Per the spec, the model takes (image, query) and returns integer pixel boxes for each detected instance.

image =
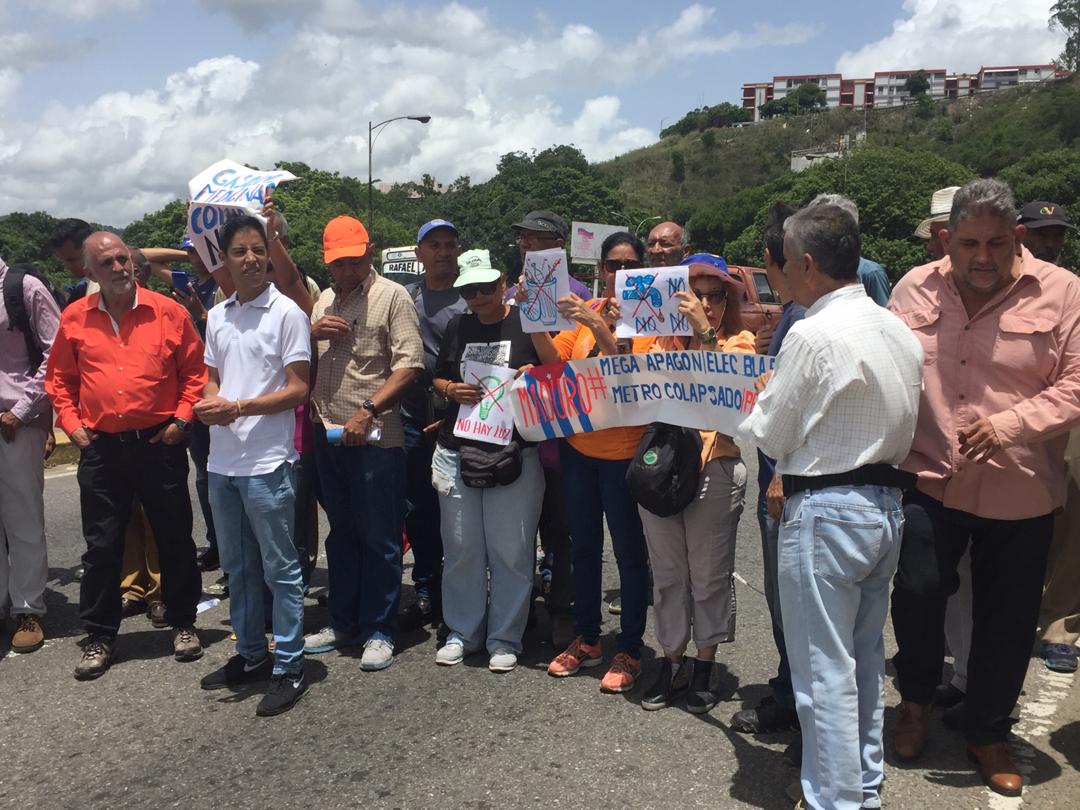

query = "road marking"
[45,464,78,479]
[986,664,1074,809]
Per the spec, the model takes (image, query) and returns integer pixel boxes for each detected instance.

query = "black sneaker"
[686,659,720,714]
[256,670,309,717]
[933,682,965,708]
[641,657,690,711]
[197,546,220,572]
[730,695,800,733]
[399,596,441,631]
[200,654,272,690]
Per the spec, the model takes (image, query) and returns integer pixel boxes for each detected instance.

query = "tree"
[659,103,752,137]
[788,83,827,113]
[1051,0,1080,71]
[904,70,931,97]
[670,150,686,183]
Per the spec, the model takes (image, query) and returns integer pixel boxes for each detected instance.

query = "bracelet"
[444,381,453,399]
[236,400,244,416]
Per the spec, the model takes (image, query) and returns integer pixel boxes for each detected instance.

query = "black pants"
[188,419,217,550]
[539,466,574,613]
[78,434,200,637]
[891,490,1053,744]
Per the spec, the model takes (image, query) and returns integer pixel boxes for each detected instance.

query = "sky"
[0,0,1066,225]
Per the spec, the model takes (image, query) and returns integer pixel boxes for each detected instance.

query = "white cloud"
[0,3,818,224]
[836,0,1066,76]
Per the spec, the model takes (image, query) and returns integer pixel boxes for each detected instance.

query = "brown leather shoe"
[968,742,1022,797]
[172,626,203,662]
[148,601,168,629]
[74,635,115,680]
[11,614,45,653]
[893,700,931,760]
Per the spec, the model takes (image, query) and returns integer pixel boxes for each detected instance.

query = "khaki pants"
[1039,429,1080,646]
[119,499,161,603]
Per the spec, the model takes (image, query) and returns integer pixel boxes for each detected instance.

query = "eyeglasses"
[459,281,499,299]
[601,259,644,272]
[692,289,727,304]
[517,232,562,247]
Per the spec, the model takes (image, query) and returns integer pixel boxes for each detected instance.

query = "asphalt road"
[1,455,1077,809]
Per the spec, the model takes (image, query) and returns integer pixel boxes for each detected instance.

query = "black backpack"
[626,423,703,517]
[4,263,64,374]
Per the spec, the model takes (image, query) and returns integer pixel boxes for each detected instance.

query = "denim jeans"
[559,442,649,657]
[209,463,304,675]
[756,490,795,710]
[404,420,443,603]
[778,485,904,810]
[314,425,406,643]
[432,445,544,653]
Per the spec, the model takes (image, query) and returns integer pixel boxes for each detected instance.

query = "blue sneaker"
[1042,642,1078,673]
[303,626,363,655]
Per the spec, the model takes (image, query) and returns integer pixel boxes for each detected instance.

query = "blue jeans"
[779,485,903,810]
[432,445,545,653]
[404,420,443,603]
[208,463,304,675]
[559,442,649,657]
[756,491,795,710]
[314,425,405,643]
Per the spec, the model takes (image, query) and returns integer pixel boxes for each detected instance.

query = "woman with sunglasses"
[541,231,657,693]
[430,250,559,672]
[638,254,755,714]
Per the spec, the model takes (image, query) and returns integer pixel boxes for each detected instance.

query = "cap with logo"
[417,219,459,244]
[914,186,961,239]
[323,216,370,263]
[453,249,501,288]
[1018,201,1075,230]
[510,210,569,240]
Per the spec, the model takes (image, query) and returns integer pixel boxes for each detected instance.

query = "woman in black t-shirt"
[430,250,558,672]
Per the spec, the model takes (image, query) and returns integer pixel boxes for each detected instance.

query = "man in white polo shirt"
[193,215,312,717]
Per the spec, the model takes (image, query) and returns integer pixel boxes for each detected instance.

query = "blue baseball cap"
[417,219,458,245]
[681,252,745,292]
[680,252,730,273]
[180,234,194,249]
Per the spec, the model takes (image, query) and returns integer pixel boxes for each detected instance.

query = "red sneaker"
[547,636,602,677]
[600,652,641,693]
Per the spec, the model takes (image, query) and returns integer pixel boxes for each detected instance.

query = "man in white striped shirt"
[738,204,923,810]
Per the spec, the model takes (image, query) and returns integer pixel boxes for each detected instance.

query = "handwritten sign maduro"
[511,350,775,442]
[186,159,297,273]
[615,266,691,338]
[453,361,517,446]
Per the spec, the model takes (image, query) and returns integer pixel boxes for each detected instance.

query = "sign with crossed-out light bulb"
[453,361,517,446]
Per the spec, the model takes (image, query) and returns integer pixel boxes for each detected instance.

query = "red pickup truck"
[729,265,784,339]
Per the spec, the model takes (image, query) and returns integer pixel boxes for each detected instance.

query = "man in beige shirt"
[304,216,423,672]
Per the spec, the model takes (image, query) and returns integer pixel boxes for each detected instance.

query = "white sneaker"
[303,626,362,654]
[360,638,394,671]
[436,639,465,666]
[489,649,518,672]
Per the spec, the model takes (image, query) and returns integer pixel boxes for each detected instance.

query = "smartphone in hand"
[172,269,193,294]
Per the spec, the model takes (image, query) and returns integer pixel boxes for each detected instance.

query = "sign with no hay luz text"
[186,159,297,273]
[453,361,518,446]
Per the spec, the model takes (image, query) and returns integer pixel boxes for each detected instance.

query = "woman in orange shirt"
[637,256,753,714]
[543,232,655,694]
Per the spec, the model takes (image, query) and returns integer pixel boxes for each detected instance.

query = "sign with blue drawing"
[519,248,573,334]
[453,361,518,446]
[614,266,691,338]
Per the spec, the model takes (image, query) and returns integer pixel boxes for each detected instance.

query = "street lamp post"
[367,114,432,232]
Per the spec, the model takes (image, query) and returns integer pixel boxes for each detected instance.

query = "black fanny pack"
[459,442,523,489]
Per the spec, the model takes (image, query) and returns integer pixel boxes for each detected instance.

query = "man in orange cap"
[304,216,424,672]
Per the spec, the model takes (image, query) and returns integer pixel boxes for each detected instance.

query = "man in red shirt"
[45,232,208,680]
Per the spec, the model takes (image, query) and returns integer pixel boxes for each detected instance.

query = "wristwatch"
[171,417,191,431]
[362,399,380,418]
[698,327,718,345]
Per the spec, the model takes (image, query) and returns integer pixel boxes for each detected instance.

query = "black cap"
[510,210,569,240]
[1018,201,1075,230]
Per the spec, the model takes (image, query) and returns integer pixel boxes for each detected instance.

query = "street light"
[367,114,432,233]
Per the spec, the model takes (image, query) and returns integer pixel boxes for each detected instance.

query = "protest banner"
[519,248,573,333]
[453,361,518,446]
[510,350,775,442]
[186,159,297,273]
[569,221,626,265]
[614,266,691,338]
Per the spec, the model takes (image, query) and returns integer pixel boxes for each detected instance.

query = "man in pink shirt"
[887,179,1080,798]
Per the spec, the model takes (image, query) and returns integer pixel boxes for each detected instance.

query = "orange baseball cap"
[323,216,370,263]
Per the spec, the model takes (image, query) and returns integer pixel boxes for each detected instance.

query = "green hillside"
[1,75,1077,292]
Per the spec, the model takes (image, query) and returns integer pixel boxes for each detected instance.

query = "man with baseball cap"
[511,211,591,298]
[1019,201,1075,265]
[398,219,468,630]
[914,187,960,262]
[305,215,424,671]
